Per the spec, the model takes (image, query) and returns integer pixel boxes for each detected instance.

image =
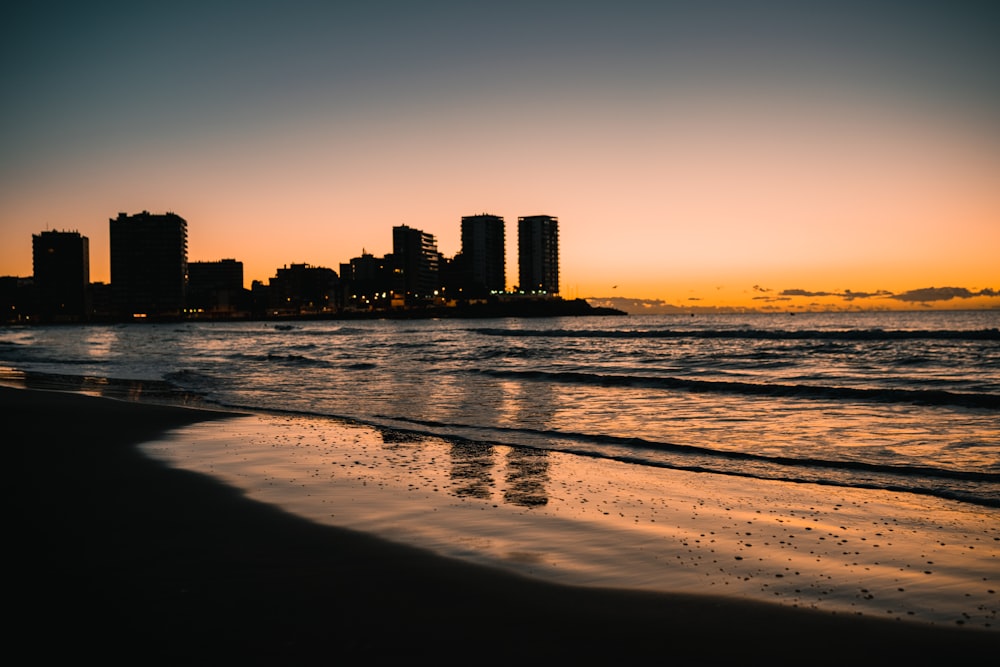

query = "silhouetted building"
[267,263,339,316]
[31,229,91,322]
[0,276,34,324]
[439,254,467,303]
[109,211,188,320]
[187,259,247,317]
[250,280,270,319]
[89,282,112,321]
[460,214,505,296]
[518,215,559,295]
[340,251,393,309]
[392,225,439,302]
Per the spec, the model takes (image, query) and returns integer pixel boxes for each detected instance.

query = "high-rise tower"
[517,215,559,295]
[392,225,440,300]
[32,229,90,322]
[460,213,505,296]
[109,210,188,319]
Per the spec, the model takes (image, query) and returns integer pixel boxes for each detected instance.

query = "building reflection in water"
[502,447,549,506]
[449,371,557,508]
[378,428,424,445]
[373,368,559,508]
[448,441,495,500]
[501,379,556,507]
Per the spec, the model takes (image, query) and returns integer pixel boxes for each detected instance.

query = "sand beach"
[8,385,998,663]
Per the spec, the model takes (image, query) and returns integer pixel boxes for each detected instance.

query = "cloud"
[585,285,999,314]
[842,289,894,301]
[780,289,892,300]
[890,287,998,303]
[781,289,833,298]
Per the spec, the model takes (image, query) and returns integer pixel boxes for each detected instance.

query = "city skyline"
[6,209,570,323]
[7,209,562,292]
[2,2,998,312]
[6,205,995,314]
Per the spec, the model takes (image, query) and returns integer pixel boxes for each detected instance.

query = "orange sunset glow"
[2,2,997,312]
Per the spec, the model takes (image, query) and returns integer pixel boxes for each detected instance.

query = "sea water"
[5,310,1000,626]
[2,310,997,508]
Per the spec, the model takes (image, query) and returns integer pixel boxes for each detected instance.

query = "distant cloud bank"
[586,285,999,314]
[889,287,998,303]
[779,289,894,301]
[777,286,997,304]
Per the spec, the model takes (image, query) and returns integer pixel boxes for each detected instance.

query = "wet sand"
[8,386,998,663]
[143,411,1000,628]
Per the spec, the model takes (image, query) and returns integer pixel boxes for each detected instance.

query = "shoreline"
[3,296,627,326]
[8,385,998,661]
[142,408,1000,626]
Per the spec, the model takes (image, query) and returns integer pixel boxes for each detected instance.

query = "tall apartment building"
[32,229,90,322]
[187,258,245,315]
[109,210,188,319]
[460,213,505,296]
[0,276,34,324]
[517,215,559,295]
[340,251,393,306]
[268,263,339,315]
[392,225,440,300]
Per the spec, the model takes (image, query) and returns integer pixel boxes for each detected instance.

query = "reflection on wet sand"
[377,427,551,509]
[137,409,1000,629]
[503,447,549,506]
[449,441,495,500]
[503,377,556,507]
[433,368,558,508]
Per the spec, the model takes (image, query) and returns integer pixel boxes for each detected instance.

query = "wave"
[228,352,383,371]
[5,366,996,509]
[7,369,210,406]
[196,324,372,336]
[383,415,998,480]
[471,327,1000,341]
[471,368,1000,410]
[230,352,334,367]
[369,415,1000,509]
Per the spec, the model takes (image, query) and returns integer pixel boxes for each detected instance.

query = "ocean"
[3,310,998,508]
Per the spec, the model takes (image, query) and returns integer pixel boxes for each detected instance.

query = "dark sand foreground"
[8,386,997,663]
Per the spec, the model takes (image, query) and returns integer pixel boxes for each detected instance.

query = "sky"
[2,1,998,312]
